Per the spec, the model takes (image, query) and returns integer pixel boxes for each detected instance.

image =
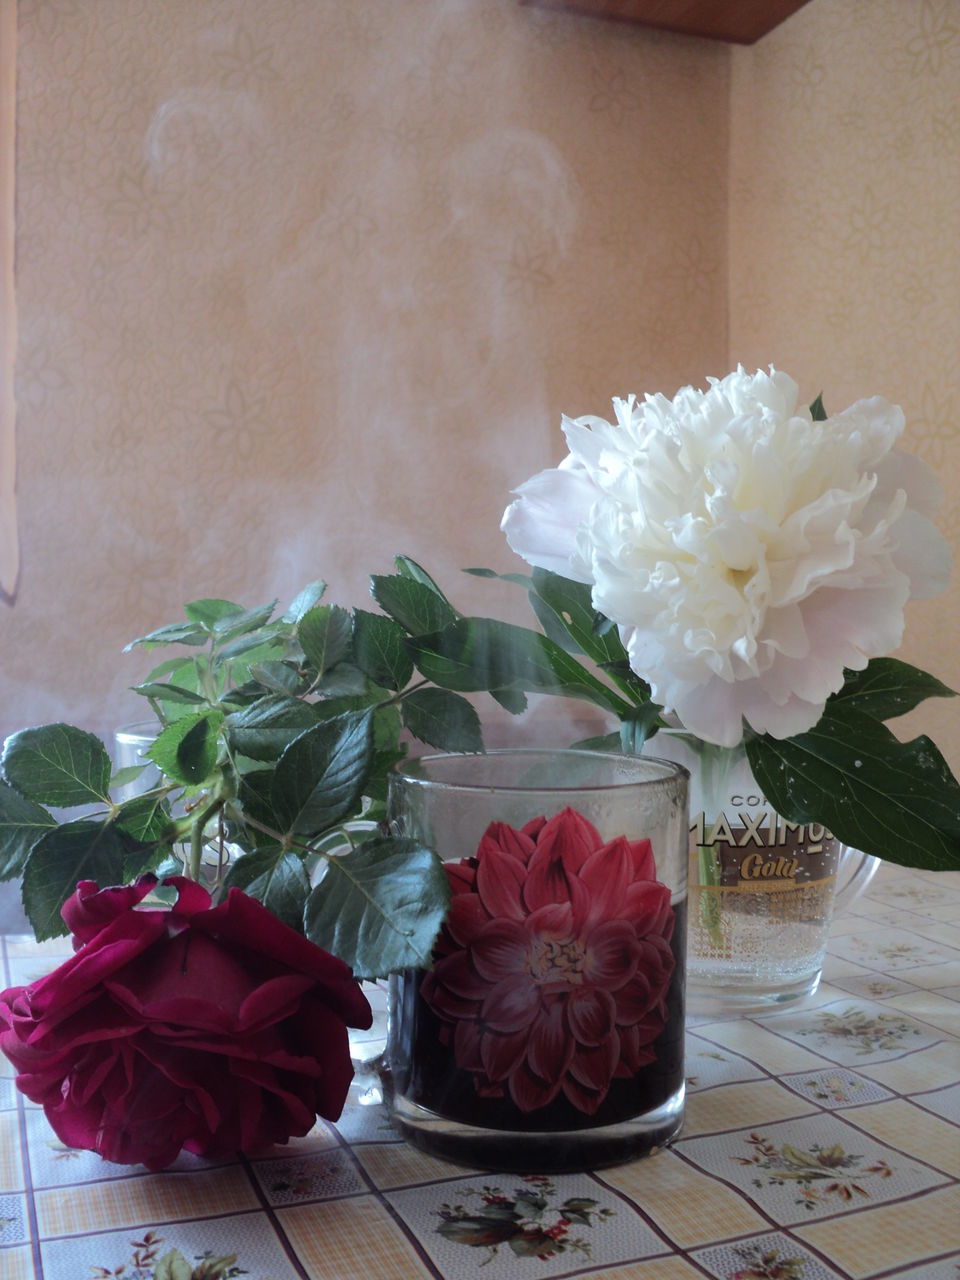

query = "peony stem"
[697,843,724,947]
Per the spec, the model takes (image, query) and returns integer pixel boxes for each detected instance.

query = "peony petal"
[501,462,599,580]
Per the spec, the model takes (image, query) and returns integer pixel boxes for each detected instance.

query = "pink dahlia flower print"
[420,808,675,1116]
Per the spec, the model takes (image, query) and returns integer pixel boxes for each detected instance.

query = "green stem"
[697,842,724,945]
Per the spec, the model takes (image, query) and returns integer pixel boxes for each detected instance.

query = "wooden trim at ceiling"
[519,0,812,45]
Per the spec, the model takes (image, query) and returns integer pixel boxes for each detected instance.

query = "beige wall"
[729,0,960,766]
[2,0,957,766]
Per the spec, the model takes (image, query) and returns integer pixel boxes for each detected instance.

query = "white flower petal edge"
[502,367,951,747]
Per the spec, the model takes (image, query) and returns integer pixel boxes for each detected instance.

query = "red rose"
[0,876,371,1170]
[421,807,675,1115]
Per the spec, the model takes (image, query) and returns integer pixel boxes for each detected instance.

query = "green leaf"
[402,688,484,753]
[316,663,369,696]
[222,848,310,930]
[370,574,458,636]
[0,781,56,879]
[236,767,277,833]
[298,604,353,675]
[247,659,301,696]
[437,1217,519,1247]
[215,627,285,664]
[529,568,630,666]
[114,792,174,843]
[619,702,664,754]
[224,695,319,761]
[491,688,528,715]
[110,763,148,790]
[2,724,112,807]
[124,621,208,651]
[509,1230,553,1258]
[394,555,454,603]
[22,820,127,940]
[131,681,207,706]
[272,711,374,838]
[746,708,960,872]
[283,579,326,623]
[148,712,224,786]
[571,732,621,752]
[154,1251,193,1280]
[184,598,244,629]
[809,392,827,421]
[144,655,195,683]
[122,841,171,882]
[304,835,450,978]
[463,566,532,586]
[407,619,632,716]
[212,600,278,643]
[353,610,414,690]
[830,658,956,721]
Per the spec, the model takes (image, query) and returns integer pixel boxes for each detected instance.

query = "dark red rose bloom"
[420,807,675,1116]
[0,876,371,1170]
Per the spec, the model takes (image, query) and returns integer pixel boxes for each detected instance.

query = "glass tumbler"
[384,749,689,1172]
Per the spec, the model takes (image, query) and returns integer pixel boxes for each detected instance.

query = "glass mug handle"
[833,846,881,913]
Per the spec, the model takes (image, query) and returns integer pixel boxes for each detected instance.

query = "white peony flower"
[502,367,951,747]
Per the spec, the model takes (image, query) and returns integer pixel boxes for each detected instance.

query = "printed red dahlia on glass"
[383,749,689,1173]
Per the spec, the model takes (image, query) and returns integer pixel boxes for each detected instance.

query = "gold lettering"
[778,817,806,845]
[707,812,736,845]
[740,852,800,881]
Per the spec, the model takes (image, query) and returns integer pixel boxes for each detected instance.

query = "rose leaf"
[224,694,320,762]
[297,603,353,675]
[22,820,127,940]
[370,573,458,636]
[401,688,484,754]
[271,710,374,838]
[222,848,310,931]
[304,835,450,979]
[352,610,414,691]
[148,711,224,787]
[0,781,56,879]
[2,723,113,807]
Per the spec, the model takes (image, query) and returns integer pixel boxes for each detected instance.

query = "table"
[2,861,959,1280]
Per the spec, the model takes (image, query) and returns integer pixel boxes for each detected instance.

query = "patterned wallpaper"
[1,0,957,769]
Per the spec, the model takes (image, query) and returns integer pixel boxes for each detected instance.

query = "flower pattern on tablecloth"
[780,1069,894,1110]
[692,1232,844,1280]
[733,1132,893,1211]
[433,1175,615,1265]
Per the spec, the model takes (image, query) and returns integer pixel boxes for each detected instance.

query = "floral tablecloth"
[2,861,959,1280]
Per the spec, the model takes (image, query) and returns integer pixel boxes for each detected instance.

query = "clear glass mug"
[383,749,689,1172]
[648,734,880,1013]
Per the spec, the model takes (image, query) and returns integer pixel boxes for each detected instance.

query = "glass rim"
[114,721,160,745]
[391,748,689,795]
